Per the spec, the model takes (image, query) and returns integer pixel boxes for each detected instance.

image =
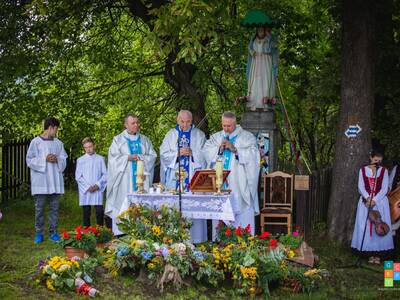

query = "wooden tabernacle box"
[189,169,230,193]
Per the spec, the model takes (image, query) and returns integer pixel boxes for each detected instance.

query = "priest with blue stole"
[202,111,260,235]
[160,110,207,243]
[105,114,157,234]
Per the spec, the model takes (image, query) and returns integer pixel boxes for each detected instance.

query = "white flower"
[153,243,160,251]
[171,243,186,255]
[59,264,70,272]
[51,273,58,280]
[43,265,51,273]
[137,240,147,246]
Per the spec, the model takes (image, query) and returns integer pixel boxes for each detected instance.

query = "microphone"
[218,135,229,155]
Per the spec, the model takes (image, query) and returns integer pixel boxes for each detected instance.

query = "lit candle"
[136,160,144,184]
[215,159,223,187]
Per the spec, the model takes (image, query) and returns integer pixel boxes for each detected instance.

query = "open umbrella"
[240,9,277,28]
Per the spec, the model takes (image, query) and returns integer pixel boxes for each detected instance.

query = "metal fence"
[0,139,31,203]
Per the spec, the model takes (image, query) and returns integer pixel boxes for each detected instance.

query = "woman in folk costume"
[351,151,394,264]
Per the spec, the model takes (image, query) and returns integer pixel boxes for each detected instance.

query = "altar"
[118,193,235,222]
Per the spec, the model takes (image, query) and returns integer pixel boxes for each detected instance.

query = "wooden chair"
[260,171,294,234]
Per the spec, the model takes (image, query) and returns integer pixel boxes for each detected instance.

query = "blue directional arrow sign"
[345,124,362,138]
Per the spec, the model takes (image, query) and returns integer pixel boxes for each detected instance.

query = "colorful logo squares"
[394,272,400,281]
[384,261,393,269]
[385,278,393,287]
[394,263,400,272]
[384,261,400,287]
[385,270,393,278]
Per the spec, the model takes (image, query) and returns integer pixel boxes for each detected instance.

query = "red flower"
[225,228,232,237]
[76,232,82,240]
[259,231,270,239]
[75,225,83,233]
[235,226,242,236]
[62,229,69,239]
[269,239,278,248]
[245,224,251,234]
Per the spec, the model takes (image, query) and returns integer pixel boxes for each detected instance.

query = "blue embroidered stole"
[222,133,238,189]
[222,134,238,170]
[176,124,192,191]
[125,135,142,191]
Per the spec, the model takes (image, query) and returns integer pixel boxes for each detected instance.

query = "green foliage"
[0,0,342,170]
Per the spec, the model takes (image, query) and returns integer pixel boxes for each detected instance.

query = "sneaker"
[34,233,44,244]
[49,233,61,242]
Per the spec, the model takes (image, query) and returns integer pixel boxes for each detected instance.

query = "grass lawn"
[0,189,399,299]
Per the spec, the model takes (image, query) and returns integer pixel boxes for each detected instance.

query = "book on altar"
[189,169,230,193]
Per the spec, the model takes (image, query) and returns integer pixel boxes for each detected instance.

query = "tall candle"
[215,160,223,186]
[136,160,144,184]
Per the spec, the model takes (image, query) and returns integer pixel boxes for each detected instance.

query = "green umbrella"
[240,9,277,28]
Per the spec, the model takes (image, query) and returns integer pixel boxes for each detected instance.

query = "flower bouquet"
[60,226,97,258]
[34,256,98,294]
[117,204,191,243]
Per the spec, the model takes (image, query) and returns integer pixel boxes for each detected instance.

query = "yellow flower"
[240,267,257,280]
[151,257,162,265]
[288,250,295,258]
[148,263,156,270]
[304,268,319,277]
[249,287,256,294]
[151,225,161,236]
[46,278,56,291]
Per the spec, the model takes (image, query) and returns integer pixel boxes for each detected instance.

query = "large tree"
[327,0,376,243]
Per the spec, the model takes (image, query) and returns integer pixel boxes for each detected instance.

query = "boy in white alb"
[26,117,68,244]
[75,137,107,227]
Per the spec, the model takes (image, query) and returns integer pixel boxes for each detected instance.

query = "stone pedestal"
[241,110,278,172]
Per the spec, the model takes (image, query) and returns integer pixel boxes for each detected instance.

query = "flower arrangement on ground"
[34,256,98,294]
[117,204,192,244]
[36,205,324,297]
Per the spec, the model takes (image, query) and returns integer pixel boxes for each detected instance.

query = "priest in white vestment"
[160,110,207,243]
[26,117,68,244]
[203,111,260,235]
[105,114,157,235]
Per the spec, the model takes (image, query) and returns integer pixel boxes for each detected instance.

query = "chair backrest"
[263,171,294,209]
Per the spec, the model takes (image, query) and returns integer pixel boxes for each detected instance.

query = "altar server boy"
[26,117,68,244]
[75,137,107,227]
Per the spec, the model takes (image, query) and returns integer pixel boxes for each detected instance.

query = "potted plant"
[95,225,113,248]
[278,229,303,255]
[60,226,97,258]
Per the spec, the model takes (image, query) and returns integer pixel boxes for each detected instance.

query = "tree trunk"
[164,52,208,133]
[327,0,376,244]
[127,0,208,133]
